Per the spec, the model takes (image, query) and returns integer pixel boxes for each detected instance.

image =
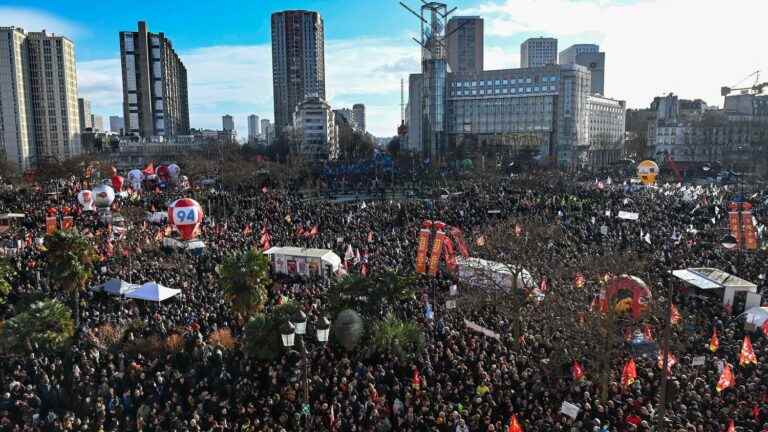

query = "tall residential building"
[334,108,355,129]
[78,98,93,132]
[353,104,366,133]
[271,10,326,134]
[293,97,339,160]
[261,119,274,146]
[91,114,105,131]
[520,37,558,68]
[109,115,124,134]
[446,16,483,74]
[0,27,34,170]
[559,44,605,95]
[222,114,234,132]
[0,27,81,169]
[120,21,190,138]
[247,114,260,141]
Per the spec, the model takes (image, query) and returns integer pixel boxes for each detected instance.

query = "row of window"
[451,86,558,97]
[451,76,558,88]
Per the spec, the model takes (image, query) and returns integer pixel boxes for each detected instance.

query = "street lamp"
[317,316,331,343]
[292,310,307,335]
[280,321,296,348]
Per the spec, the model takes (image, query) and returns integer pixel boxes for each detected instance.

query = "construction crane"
[721,70,768,97]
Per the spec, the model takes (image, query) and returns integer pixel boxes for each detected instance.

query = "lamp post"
[281,313,331,430]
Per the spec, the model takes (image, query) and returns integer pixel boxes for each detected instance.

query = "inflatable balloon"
[167,164,181,179]
[77,190,95,211]
[127,169,144,185]
[111,175,124,192]
[637,160,659,185]
[168,198,204,241]
[92,184,115,209]
[157,165,171,182]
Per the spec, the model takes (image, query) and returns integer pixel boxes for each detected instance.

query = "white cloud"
[469,0,768,108]
[0,7,84,37]
[77,37,415,137]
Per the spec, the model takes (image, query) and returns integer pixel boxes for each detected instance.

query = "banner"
[60,216,74,231]
[729,211,741,244]
[428,222,446,276]
[617,211,640,221]
[443,236,457,273]
[45,216,57,235]
[450,227,470,257]
[415,220,433,274]
[464,319,501,340]
[742,210,758,250]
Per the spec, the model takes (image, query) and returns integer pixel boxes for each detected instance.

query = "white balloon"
[77,190,95,211]
[167,164,181,179]
[127,169,144,184]
[92,184,115,208]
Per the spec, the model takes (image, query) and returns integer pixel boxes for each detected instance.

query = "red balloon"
[111,175,124,192]
[157,165,170,181]
[168,198,204,240]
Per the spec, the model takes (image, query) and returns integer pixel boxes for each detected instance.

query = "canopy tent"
[456,256,535,291]
[92,278,139,296]
[0,213,25,219]
[673,267,757,307]
[265,246,341,278]
[125,282,180,302]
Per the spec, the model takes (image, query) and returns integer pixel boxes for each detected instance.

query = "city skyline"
[3,0,767,138]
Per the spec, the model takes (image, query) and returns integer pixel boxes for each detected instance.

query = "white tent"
[456,256,535,291]
[673,267,757,307]
[125,282,180,302]
[92,278,139,296]
[265,246,341,278]
[742,307,768,327]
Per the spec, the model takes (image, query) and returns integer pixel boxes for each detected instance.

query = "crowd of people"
[0,169,767,432]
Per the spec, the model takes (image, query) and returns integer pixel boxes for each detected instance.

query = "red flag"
[657,352,677,375]
[670,304,682,325]
[361,263,369,277]
[261,185,268,194]
[762,320,768,338]
[571,361,584,381]
[716,363,735,393]
[739,335,758,366]
[309,225,319,238]
[621,359,637,388]
[539,276,549,293]
[367,230,374,243]
[142,162,155,175]
[411,368,421,390]
[753,405,761,420]
[709,328,719,352]
[450,227,470,257]
[243,224,253,236]
[725,419,735,432]
[507,415,523,432]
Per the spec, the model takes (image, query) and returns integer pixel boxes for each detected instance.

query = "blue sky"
[3,0,767,137]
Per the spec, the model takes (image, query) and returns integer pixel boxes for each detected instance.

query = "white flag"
[643,232,652,245]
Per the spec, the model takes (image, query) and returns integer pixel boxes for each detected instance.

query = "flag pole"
[656,244,675,432]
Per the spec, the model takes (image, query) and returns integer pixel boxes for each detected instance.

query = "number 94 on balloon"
[174,208,198,225]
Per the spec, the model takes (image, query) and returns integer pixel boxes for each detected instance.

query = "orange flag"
[507,415,523,432]
[621,359,637,388]
[709,328,719,352]
[739,336,758,366]
[670,304,682,325]
[574,273,586,288]
[571,361,584,381]
[725,419,735,432]
[716,363,735,393]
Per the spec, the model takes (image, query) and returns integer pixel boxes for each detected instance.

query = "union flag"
[571,361,584,381]
[621,359,637,388]
[739,336,758,366]
[716,363,734,393]
[709,328,719,352]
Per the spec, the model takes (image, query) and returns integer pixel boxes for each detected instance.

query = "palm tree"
[219,249,271,319]
[46,230,98,330]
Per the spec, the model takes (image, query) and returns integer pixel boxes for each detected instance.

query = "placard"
[446,300,456,310]
[560,401,580,419]
[617,211,640,221]
[692,356,705,366]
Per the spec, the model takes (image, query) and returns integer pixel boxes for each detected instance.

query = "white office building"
[293,97,339,160]
[247,114,260,142]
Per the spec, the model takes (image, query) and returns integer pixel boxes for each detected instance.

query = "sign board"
[692,356,705,366]
[618,211,640,221]
[446,300,457,310]
[560,401,580,419]
[488,210,501,214]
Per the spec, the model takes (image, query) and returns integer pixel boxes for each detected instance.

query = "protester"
[0,171,767,432]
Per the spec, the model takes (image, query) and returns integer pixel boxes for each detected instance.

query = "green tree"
[327,271,417,319]
[46,230,98,330]
[0,299,74,353]
[0,258,15,305]
[242,301,300,360]
[369,315,424,360]
[219,249,271,319]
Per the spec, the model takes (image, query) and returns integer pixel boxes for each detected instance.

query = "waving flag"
[740,336,758,366]
[621,359,637,388]
[657,352,677,375]
[574,273,586,288]
[709,328,719,352]
[725,419,735,432]
[571,361,584,381]
[670,304,682,325]
[507,415,523,432]
[412,368,422,390]
[716,363,734,393]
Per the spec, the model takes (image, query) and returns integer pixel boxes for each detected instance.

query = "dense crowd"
[1,171,767,432]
